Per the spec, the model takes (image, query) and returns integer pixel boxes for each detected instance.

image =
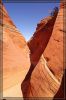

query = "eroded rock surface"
[0,2,64,99]
[43,4,64,82]
[0,4,30,97]
[21,4,64,99]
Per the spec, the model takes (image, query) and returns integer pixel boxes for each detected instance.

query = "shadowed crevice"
[54,69,66,99]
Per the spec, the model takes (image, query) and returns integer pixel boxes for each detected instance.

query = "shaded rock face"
[54,71,65,99]
[28,12,58,66]
[21,4,64,99]
[0,5,30,97]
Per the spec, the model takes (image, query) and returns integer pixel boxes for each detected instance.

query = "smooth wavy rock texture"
[0,4,30,97]
[0,2,64,99]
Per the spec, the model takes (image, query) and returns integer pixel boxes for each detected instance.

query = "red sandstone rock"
[43,4,63,81]
[0,2,64,99]
[0,4,30,97]
[22,4,64,99]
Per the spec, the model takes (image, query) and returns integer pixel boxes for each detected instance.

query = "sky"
[3,3,60,41]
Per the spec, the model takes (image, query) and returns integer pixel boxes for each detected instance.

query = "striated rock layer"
[21,3,64,99]
[43,4,64,82]
[0,2,64,99]
[0,4,30,97]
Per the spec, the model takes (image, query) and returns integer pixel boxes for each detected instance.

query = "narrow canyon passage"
[0,2,64,98]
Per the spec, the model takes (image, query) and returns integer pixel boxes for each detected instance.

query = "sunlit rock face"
[0,5,30,97]
[54,2,65,99]
[21,3,64,99]
[43,3,64,82]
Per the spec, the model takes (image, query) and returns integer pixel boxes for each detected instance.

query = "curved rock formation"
[43,4,63,82]
[0,4,30,97]
[21,3,64,99]
[0,2,64,99]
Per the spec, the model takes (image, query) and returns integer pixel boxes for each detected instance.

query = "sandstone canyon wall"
[0,4,30,97]
[0,2,64,99]
[21,3,64,99]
